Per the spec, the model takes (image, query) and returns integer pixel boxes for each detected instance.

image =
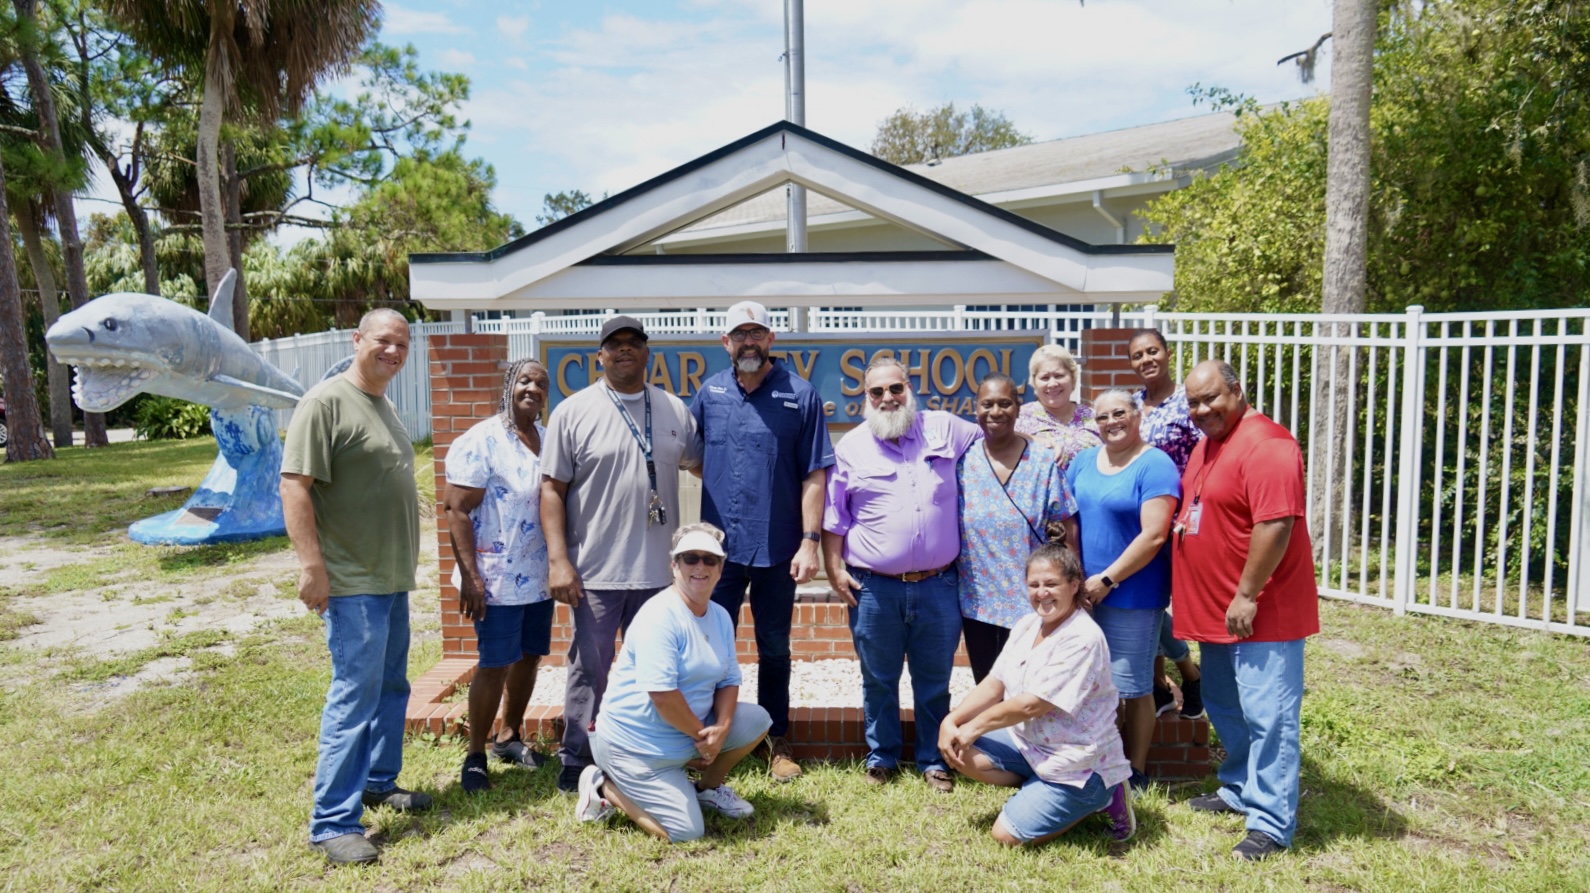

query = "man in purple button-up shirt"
[822,356,981,793]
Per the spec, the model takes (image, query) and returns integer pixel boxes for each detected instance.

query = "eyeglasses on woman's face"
[867,382,907,399]
[677,552,722,567]
[727,327,772,343]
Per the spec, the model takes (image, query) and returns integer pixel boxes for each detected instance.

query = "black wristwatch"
[802,531,821,542]
[1100,574,1120,590]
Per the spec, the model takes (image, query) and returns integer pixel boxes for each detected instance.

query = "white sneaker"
[696,783,754,819]
[575,765,614,822]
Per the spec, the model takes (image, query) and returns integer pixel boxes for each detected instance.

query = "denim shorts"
[1089,603,1162,699]
[973,728,1113,842]
[473,600,555,668]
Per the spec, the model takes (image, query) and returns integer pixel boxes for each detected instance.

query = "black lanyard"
[605,384,665,526]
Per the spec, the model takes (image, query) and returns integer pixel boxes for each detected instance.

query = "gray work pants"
[557,586,663,767]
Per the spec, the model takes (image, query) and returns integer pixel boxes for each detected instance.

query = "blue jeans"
[847,566,962,774]
[1200,639,1306,846]
[711,561,795,737]
[972,728,1114,842]
[310,592,411,843]
[1158,607,1191,662]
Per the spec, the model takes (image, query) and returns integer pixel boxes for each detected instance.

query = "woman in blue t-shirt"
[577,523,772,842]
[1065,389,1181,790]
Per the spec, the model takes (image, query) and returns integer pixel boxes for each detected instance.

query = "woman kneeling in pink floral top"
[938,541,1136,846]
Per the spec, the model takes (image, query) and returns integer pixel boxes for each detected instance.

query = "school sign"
[539,332,1046,424]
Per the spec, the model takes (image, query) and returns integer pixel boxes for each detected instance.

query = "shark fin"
[321,357,355,381]
[210,374,302,406]
[208,269,238,332]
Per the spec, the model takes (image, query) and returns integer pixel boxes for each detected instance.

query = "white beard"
[864,391,917,440]
[736,356,765,374]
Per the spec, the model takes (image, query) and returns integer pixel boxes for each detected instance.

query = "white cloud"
[383,3,471,36]
[384,0,1335,230]
[497,15,531,41]
[438,49,477,69]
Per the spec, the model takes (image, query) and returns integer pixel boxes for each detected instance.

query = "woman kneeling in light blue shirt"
[577,523,772,841]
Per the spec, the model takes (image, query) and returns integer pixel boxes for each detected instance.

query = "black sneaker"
[557,763,584,795]
[360,786,433,811]
[1128,769,1150,792]
[1152,683,1176,717]
[491,736,547,769]
[1232,830,1286,861]
[311,832,378,864]
[461,752,491,794]
[1180,678,1205,719]
[1187,792,1243,814]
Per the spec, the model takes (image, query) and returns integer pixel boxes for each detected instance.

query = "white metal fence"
[252,304,1590,636]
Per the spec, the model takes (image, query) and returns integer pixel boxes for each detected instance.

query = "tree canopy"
[1141,0,1590,313]
[870,102,1031,166]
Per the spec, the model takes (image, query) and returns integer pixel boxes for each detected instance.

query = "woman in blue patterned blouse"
[1127,329,1204,720]
[958,374,1078,682]
[442,358,555,792]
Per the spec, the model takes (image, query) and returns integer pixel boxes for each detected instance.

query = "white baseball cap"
[721,300,772,335]
[671,529,727,558]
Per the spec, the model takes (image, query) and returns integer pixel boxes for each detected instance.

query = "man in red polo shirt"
[1171,360,1318,862]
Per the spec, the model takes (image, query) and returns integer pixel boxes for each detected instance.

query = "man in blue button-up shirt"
[690,300,834,782]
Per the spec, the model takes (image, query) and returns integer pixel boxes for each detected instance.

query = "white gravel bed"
[526,659,977,709]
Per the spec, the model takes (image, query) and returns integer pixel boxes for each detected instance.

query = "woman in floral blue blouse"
[442,358,554,792]
[1127,329,1204,720]
[958,375,1078,682]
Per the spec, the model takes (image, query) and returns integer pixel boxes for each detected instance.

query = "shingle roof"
[680,110,1244,232]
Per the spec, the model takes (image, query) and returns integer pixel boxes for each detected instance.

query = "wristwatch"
[1100,574,1120,590]
[802,531,821,542]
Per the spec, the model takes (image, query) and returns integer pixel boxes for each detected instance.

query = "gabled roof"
[674,111,1244,235]
[409,121,1174,309]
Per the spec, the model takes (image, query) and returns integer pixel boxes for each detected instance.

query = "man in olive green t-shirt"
[281,309,425,866]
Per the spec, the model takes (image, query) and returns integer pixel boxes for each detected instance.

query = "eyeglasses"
[1098,408,1133,422]
[727,327,771,343]
[677,552,722,567]
[867,383,907,399]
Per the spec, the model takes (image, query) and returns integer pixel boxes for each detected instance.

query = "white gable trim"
[410,122,1173,308]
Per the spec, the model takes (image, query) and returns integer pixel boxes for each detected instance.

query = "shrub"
[131,396,212,440]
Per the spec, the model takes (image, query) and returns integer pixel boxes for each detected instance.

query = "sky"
[80,0,1337,237]
[365,0,1339,229]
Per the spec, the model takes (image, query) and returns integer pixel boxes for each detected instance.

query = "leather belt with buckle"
[867,562,954,584]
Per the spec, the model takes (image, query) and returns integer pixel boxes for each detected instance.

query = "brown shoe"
[766,736,803,783]
[924,769,955,793]
[864,765,897,785]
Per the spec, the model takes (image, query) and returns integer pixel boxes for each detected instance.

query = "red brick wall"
[1079,327,1142,400]
[430,333,510,660]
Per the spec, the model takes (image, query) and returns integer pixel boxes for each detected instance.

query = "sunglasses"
[677,552,722,567]
[867,383,907,399]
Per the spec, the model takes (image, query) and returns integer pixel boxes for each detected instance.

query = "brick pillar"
[429,333,509,660]
[1079,327,1141,401]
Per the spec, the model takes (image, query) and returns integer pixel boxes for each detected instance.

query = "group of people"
[281,305,1318,867]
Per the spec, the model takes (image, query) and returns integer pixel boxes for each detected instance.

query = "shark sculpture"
[47,272,309,545]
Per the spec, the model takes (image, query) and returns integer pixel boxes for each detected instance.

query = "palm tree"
[101,0,380,341]
[0,151,53,462]
[11,0,106,445]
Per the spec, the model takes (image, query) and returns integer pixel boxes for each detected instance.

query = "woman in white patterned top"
[442,358,553,793]
[938,540,1136,847]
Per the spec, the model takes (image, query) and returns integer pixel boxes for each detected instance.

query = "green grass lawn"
[1,441,1587,891]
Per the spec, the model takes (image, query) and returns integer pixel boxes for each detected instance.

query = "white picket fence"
[252,304,1590,637]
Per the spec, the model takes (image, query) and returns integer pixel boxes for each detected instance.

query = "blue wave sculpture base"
[129,405,287,546]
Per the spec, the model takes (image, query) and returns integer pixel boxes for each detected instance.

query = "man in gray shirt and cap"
[541,315,702,793]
